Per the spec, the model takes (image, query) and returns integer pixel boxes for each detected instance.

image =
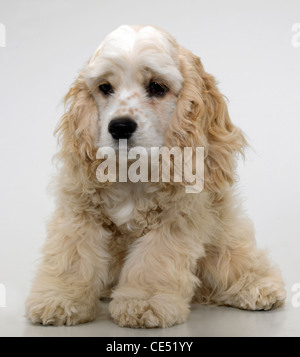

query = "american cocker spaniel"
[26,25,286,328]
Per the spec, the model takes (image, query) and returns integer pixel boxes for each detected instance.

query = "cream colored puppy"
[26,25,286,328]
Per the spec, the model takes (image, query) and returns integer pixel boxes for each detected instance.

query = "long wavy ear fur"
[55,76,98,162]
[53,76,101,189]
[165,47,247,192]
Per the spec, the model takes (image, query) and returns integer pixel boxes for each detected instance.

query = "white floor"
[1,291,299,337]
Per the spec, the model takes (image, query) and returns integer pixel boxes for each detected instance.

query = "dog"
[26,25,286,328]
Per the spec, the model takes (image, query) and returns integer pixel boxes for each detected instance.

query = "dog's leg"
[195,214,286,310]
[26,207,111,326]
[109,228,204,328]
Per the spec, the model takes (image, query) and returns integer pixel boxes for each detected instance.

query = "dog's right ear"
[165,47,247,192]
[55,76,99,162]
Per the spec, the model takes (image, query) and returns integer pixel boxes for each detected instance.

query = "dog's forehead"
[90,25,176,63]
[84,25,183,93]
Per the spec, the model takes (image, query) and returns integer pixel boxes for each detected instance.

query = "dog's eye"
[99,83,114,96]
[148,81,169,97]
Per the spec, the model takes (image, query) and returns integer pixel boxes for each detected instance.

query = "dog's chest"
[100,182,161,234]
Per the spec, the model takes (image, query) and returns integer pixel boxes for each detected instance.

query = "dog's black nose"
[108,117,137,140]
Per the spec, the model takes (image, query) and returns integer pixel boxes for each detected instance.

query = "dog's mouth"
[112,139,154,153]
[118,140,152,158]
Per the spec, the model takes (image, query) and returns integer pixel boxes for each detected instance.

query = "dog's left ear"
[165,47,247,192]
[55,76,99,163]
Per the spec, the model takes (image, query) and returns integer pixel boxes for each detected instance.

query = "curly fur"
[26,25,286,328]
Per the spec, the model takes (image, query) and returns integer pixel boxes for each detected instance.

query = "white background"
[0,0,300,336]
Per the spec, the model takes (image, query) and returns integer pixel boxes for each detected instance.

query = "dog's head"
[56,25,246,191]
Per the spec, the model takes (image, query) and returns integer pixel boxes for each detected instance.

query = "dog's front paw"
[109,294,189,328]
[26,294,100,326]
[227,281,286,311]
